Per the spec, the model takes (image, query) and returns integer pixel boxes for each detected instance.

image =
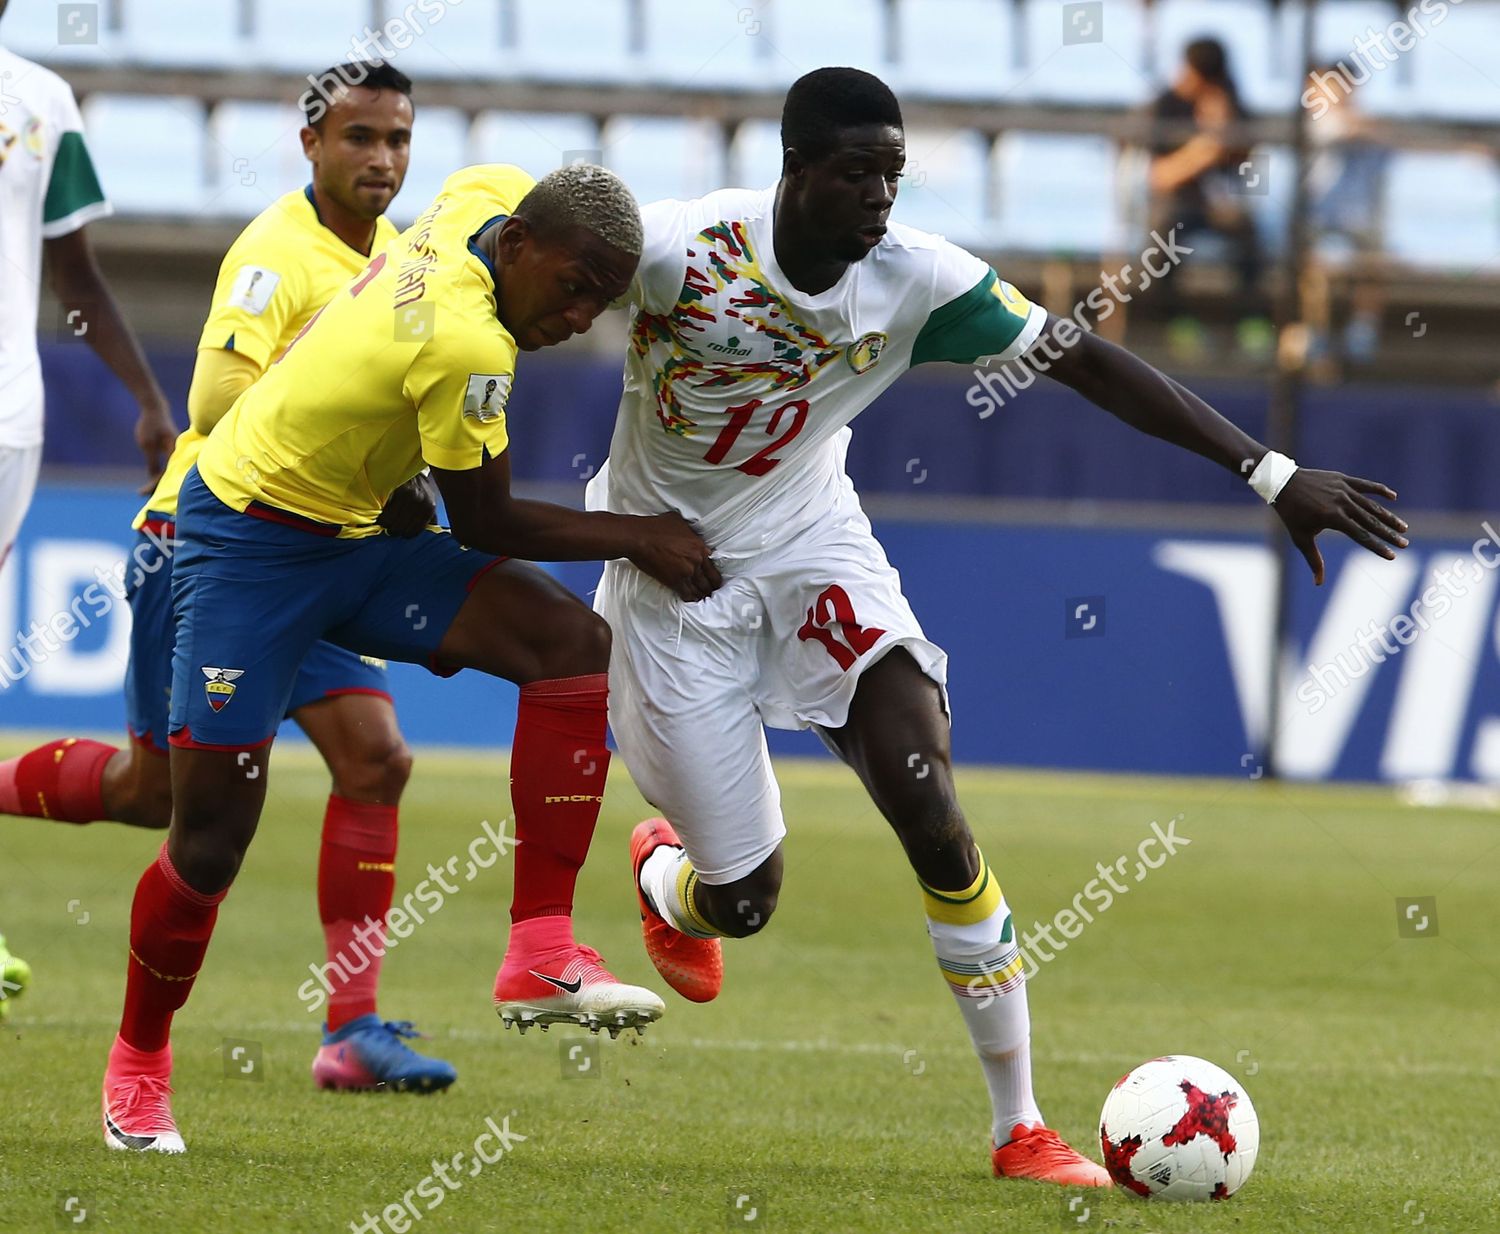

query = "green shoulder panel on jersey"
[910,269,1037,367]
[42,131,107,231]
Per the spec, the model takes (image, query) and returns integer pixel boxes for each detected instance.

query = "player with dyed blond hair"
[597,68,1408,1186]
[100,161,716,1153]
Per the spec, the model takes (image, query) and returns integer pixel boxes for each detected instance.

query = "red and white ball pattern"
[1099,1055,1259,1201]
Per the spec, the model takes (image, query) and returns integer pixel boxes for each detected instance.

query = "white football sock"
[922,858,1044,1144]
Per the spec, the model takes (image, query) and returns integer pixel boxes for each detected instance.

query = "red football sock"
[119,845,229,1052]
[317,795,397,1031]
[508,673,611,925]
[0,738,117,822]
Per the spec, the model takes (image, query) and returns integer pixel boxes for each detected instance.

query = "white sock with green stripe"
[921,852,1043,1144]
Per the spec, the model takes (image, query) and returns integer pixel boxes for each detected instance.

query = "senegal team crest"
[23,118,46,160]
[202,666,245,712]
[847,332,887,375]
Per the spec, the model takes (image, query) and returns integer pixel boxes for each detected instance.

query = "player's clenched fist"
[629,512,722,601]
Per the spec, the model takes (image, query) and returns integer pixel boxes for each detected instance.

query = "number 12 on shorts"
[797,584,886,671]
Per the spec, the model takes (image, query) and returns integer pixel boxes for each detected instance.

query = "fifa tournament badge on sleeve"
[463,374,511,423]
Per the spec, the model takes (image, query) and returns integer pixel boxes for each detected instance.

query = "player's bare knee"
[167,825,249,893]
[330,736,412,804]
[722,887,778,937]
[709,860,781,937]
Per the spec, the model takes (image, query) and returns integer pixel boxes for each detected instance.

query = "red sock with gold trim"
[317,795,397,1031]
[0,738,117,822]
[119,845,229,1052]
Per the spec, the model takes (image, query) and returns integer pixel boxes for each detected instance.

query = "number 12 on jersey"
[703,397,809,476]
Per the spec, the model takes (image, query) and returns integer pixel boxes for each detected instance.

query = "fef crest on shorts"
[201,667,245,712]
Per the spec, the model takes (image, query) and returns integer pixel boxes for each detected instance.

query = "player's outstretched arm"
[431,451,722,601]
[44,226,176,482]
[1034,319,1409,585]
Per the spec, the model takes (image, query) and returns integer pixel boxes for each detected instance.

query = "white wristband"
[1248,451,1298,504]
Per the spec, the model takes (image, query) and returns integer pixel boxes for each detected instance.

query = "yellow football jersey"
[196,164,534,538]
[133,186,398,527]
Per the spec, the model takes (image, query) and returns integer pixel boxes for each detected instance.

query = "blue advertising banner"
[3,484,1498,783]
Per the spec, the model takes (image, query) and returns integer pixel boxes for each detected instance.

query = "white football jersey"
[587,185,1045,562]
[0,46,110,449]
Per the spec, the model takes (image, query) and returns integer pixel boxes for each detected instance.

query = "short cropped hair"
[514,164,643,257]
[781,67,904,163]
[301,61,413,129]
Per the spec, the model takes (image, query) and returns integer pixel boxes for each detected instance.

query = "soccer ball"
[1098,1055,1259,1201]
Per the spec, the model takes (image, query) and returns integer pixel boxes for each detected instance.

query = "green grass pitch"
[1,734,1496,1233]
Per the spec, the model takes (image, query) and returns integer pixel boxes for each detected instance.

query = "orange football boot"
[629,817,723,1003]
[992,1123,1113,1187]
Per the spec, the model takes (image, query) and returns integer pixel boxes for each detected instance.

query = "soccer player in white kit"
[0,9,174,568]
[594,69,1409,1185]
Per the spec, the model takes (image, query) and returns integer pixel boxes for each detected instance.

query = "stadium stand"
[384,0,506,78]
[388,105,473,224]
[992,130,1122,254]
[761,0,890,85]
[727,117,786,187]
[1383,149,1500,271]
[599,114,728,205]
[81,94,207,216]
[1308,0,1410,115]
[892,0,1018,101]
[204,101,310,220]
[639,0,766,90]
[893,126,992,249]
[1407,0,1500,121]
[1016,0,1153,106]
[252,0,377,71]
[120,0,242,70]
[510,0,636,84]
[1151,0,1291,114]
[470,111,602,183]
[5,0,1497,383]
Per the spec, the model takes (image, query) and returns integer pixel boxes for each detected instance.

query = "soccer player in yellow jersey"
[100,158,718,1152]
[2,63,456,1091]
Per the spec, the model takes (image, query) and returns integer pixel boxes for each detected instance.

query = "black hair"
[1184,38,1243,112]
[301,61,413,129]
[781,67,903,164]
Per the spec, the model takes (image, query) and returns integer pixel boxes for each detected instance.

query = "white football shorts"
[0,445,43,569]
[596,506,947,885]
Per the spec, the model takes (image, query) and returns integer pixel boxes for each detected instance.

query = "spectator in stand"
[1303,64,1390,375]
[1146,37,1271,362]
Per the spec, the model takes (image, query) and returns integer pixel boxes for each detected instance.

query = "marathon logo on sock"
[544,794,604,804]
[202,666,245,712]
